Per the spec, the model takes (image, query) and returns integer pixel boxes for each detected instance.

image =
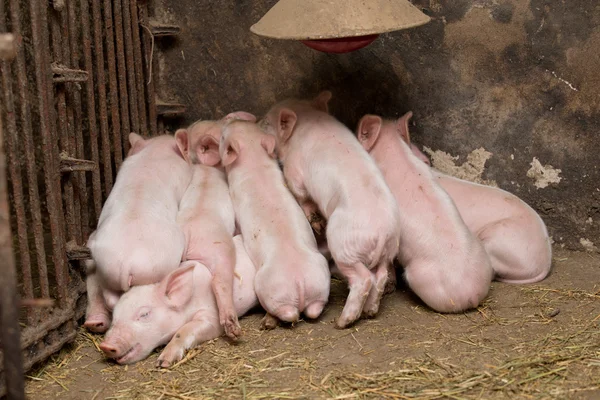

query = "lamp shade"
[250,0,431,40]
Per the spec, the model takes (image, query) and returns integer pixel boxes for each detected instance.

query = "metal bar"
[0,32,26,400]
[119,0,140,150]
[139,3,157,136]
[113,0,132,154]
[79,0,103,222]
[50,8,77,245]
[66,0,90,239]
[30,0,69,307]
[0,1,34,324]
[130,0,148,136]
[103,0,124,168]
[90,0,114,196]
[9,0,50,300]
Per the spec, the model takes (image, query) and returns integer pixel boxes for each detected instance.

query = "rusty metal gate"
[0,0,183,397]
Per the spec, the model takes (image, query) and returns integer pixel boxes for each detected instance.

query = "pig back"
[90,217,186,291]
[178,165,235,235]
[290,119,397,221]
[231,161,320,269]
[432,171,532,233]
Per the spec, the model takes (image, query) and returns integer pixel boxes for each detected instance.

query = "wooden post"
[0,32,25,400]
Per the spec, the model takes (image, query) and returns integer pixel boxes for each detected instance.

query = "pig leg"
[157,317,222,368]
[284,165,326,235]
[383,263,397,295]
[211,271,241,340]
[362,261,391,318]
[334,261,373,329]
[260,313,280,330]
[200,242,241,340]
[83,261,111,333]
[477,218,551,284]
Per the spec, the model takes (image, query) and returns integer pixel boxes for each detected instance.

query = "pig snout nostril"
[99,342,118,355]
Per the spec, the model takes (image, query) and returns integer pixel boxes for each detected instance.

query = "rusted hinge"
[149,21,181,37]
[59,153,97,172]
[156,99,186,117]
[52,63,89,83]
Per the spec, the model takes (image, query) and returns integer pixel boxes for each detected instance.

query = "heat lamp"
[250,0,431,54]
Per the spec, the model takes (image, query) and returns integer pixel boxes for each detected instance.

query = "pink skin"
[181,111,258,169]
[356,112,494,312]
[99,235,258,367]
[395,115,552,283]
[85,133,191,333]
[261,91,401,328]
[170,113,254,340]
[220,119,330,328]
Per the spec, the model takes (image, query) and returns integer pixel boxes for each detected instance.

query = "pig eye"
[137,308,151,320]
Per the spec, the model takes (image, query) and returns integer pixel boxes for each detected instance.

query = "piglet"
[85,133,191,333]
[356,113,493,312]
[394,113,552,283]
[220,118,330,328]
[262,91,401,328]
[170,112,255,339]
[99,235,258,367]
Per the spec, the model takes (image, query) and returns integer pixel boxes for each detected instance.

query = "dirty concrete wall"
[152,0,600,252]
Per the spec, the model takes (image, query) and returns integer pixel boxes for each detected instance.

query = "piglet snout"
[99,342,118,355]
[99,338,130,359]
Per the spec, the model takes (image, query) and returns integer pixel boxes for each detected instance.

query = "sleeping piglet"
[99,235,258,367]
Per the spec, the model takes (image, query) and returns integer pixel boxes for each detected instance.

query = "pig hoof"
[156,359,172,368]
[361,309,378,319]
[223,318,242,340]
[383,279,396,295]
[260,314,279,330]
[334,317,356,330]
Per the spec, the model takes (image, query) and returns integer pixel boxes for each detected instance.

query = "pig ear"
[277,108,297,144]
[312,90,332,113]
[174,129,190,162]
[261,134,276,159]
[356,114,383,152]
[127,132,146,156]
[129,132,144,147]
[220,136,240,167]
[223,111,257,123]
[195,134,221,166]
[397,111,414,144]
[162,263,196,309]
